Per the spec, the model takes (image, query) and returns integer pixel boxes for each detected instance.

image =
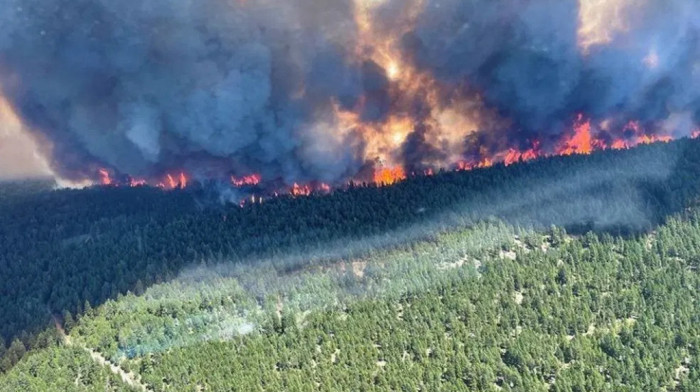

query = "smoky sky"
[401,0,700,136]
[0,0,698,184]
[0,0,367,183]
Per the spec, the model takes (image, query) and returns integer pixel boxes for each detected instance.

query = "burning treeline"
[0,0,698,194]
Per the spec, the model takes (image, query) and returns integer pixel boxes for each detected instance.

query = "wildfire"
[449,114,680,173]
[319,183,332,193]
[158,172,188,189]
[287,182,333,197]
[338,0,483,171]
[129,178,147,187]
[457,158,495,172]
[558,115,596,155]
[98,168,113,186]
[88,116,692,206]
[608,121,673,150]
[231,174,262,187]
[291,183,312,197]
[7,0,699,210]
[373,166,406,185]
[503,144,540,166]
[241,0,688,191]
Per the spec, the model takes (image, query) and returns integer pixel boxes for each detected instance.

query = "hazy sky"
[0,96,52,180]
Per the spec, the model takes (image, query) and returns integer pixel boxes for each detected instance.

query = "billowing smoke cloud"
[0,0,698,186]
[0,0,367,183]
[399,0,700,138]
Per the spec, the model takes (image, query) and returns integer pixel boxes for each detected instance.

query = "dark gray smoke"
[398,0,700,139]
[0,0,367,183]
[0,0,698,184]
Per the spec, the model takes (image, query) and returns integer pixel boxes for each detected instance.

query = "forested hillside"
[1,139,700,389]
[3,207,700,390]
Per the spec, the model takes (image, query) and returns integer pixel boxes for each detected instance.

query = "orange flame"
[558,115,595,156]
[336,0,483,171]
[159,172,188,189]
[129,178,147,187]
[90,112,691,204]
[451,115,679,172]
[607,121,673,150]
[373,166,406,185]
[456,157,497,171]
[98,168,113,186]
[231,174,262,187]
[291,183,312,197]
[319,183,332,193]
[503,143,540,166]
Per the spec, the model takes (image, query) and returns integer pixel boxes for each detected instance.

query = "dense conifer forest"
[2,139,700,390]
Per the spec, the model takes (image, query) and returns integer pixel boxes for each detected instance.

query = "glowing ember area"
[456,158,495,172]
[231,174,262,187]
[612,121,674,148]
[503,143,541,166]
[319,183,332,193]
[98,169,113,186]
[89,112,693,199]
[449,115,684,172]
[129,178,147,187]
[82,119,700,210]
[554,118,674,156]
[559,115,596,156]
[291,183,312,197]
[157,172,188,190]
[373,167,407,185]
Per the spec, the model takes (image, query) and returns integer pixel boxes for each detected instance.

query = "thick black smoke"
[0,0,699,184]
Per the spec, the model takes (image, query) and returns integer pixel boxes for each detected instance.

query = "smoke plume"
[0,0,698,186]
